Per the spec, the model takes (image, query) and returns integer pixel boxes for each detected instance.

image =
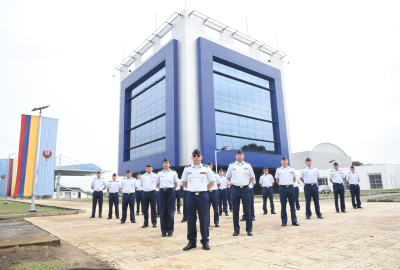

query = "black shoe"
[202,244,210,250]
[116,216,120,219]
[107,217,111,219]
[98,216,102,218]
[292,222,300,226]
[336,210,340,213]
[178,211,181,214]
[121,221,125,224]
[225,213,229,216]
[297,208,300,211]
[318,216,324,219]
[181,219,187,222]
[354,207,357,209]
[282,223,287,226]
[240,218,245,221]
[89,216,95,218]
[247,232,253,236]
[232,231,239,236]
[136,212,139,215]
[263,212,267,215]
[341,211,347,213]
[219,213,222,216]
[183,243,196,251]
[131,220,136,223]
[215,224,220,227]
[230,209,233,212]
[252,218,255,221]
[168,233,173,237]
[357,206,363,209]
[271,212,276,214]
[306,216,310,219]
[153,224,157,228]
[162,234,166,237]
[142,224,149,228]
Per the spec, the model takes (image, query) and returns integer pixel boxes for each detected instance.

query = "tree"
[352,161,364,166]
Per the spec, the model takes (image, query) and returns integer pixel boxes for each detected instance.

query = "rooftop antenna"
[245,15,249,36]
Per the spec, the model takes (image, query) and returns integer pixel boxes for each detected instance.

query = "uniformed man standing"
[141,165,157,228]
[260,167,276,215]
[227,150,255,236]
[182,149,214,251]
[135,172,143,216]
[218,168,229,216]
[300,158,324,219]
[156,158,178,237]
[90,171,107,218]
[225,170,233,212]
[107,173,120,219]
[346,166,362,209]
[293,175,301,211]
[275,156,299,226]
[329,162,346,213]
[206,162,220,227]
[175,177,182,214]
[119,169,138,224]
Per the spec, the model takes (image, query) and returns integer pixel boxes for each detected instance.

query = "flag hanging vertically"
[0,159,17,196]
[36,117,58,196]
[15,115,39,196]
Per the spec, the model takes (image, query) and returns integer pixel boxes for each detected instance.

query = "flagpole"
[4,153,15,204]
[29,105,49,212]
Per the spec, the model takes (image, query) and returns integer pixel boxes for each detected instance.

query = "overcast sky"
[1,0,399,191]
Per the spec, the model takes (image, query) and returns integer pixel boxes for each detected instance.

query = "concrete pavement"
[15,199,400,270]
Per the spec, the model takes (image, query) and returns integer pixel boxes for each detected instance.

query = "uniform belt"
[189,191,205,195]
[208,190,217,192]
[350,184,358,185]
[281,185,293,187]
[220,189,224,190]
[95,190,103,192]
[109,192,118,194]
[143,190,156,193]
[124,193,134,195]
[233,185,247,188]
[161,188,173,191]
[305,183,316,186]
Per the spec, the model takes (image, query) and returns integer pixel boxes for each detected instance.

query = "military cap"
[162,157,169,163]
[263,167,269,170]
[126,169,131,173]
[219,168,224,172]
[146,164,152,168]
[236,149,243,154]
[281,156,287,160]
[207,161,212,165]
[137,172,141,175]
[333,162,338,166]
[192,149,202,155]
[223,170,227,172]
[350,165,355,169]
[305,157,312,162]
[112,173,117,176]
[97,171,101,174]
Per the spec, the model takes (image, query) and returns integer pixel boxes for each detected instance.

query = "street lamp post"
[4,153,16,204]
[29,105,50,212]
[215,146,229,172]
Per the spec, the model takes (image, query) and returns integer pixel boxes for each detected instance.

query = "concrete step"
[0,234,60,249]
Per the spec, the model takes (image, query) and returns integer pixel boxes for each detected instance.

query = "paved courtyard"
[17,199,400,269]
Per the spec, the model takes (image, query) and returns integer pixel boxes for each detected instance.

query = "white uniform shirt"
[346,172,360,185]
[209,172,221,191]
[219,176,229,189]
[119,177,138,193]
[107,180,120,193]
[91,178,107,191]
[181,164,214,192]
[135,178,142,191]
[293,177,300,187]
[248,178,256,189]
[330,169,345,183]
[260,174,274,187]
[175,179,182,191]
[300,167,320,184]
[275,166,297,186]
[156,169,178,188]
[141,173,157,192]
[226,161,255,187]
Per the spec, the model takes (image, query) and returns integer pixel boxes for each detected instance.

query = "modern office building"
[117,9,291,194]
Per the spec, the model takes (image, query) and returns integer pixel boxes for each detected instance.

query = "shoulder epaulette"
[303,167,306,169]
[171,169,175,171]
[331,170,334,172]
[244,161,250,164]
[230,161,235,164]
[202,164,208,167]
[185,165,191,168]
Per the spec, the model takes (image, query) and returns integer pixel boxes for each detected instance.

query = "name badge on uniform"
[188,172,192,174]
[289,172,293,174]
[200,172,206,174]
[244,168,248,170]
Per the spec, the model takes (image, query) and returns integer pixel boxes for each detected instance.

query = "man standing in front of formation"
[260,167,275,215]
[346,165,362,209]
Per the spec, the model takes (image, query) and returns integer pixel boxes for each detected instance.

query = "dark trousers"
[227,188,233,210]
[108,193,119,218]
[187,191,209,245]
[121,193,135,222]
[208,190,219,225]
[294,186,300,209]
[262,187,274,213]
[304,184,321,217]
[175,189,181,212]
[333,183,346,212]
[242,188,255,219]
[91,191,103,217]
[156,191,160,215]
[279,185,297,224]
[232,186,252,233]
[135,190,143,214]
[159,188,175,235]
[142,190,157,225]
[218,189,228,214]
[182,190,188,221]
[349,184,361,208]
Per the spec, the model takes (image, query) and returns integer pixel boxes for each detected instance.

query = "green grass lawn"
[0,201,67,215]
[370,194,400,200]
